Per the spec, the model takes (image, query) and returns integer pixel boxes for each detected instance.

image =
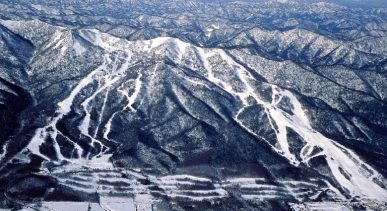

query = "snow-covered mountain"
[0,0,386,210]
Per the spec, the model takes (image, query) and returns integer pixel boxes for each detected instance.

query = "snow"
[224,178,265,184]
[281,181,319,188]
[190,47,387,200]
[0,140,9,160]
[57,55,107,115]
[174,39,188,61]
[160,174,212,183]
[78,76,120,157]
[205,24,220,37]
[235,81,387,199]
[304,202,352,211]
[118,73,143,111]
[239,184,287,190]
[93,89,109,138]
[52,38,63,49]
[45,30,66,51]
[276,89,387,200]
[99,197,136,211]
[134,194,155,211]
[244,84,387,199]
[27,128,54,161]
[151,174,230,201]
[0,84,18,96]
[27,48,135,162]
[15,27,386,202]
[167,192,227,201]
[25,50,128,164]
[197,48,233,93]
[79,29,122,52]
[60,46,68,55]
[73,40,87,56]
[37,202,92,211]
[242,194,282,200]
[0,20,23,31]
[221,176,330,201]
[150,37,169,48]
[103,111,117,140]
[89,203,105,211]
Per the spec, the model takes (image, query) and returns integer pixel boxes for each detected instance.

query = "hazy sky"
[324,0,387,8]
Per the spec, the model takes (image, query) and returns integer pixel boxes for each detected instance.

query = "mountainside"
[0,1,386,210]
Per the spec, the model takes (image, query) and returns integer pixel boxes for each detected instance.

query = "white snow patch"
[160,174,212,183]
[150,37,169,48]
[37,202,92,211]
[73,40,87,56]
